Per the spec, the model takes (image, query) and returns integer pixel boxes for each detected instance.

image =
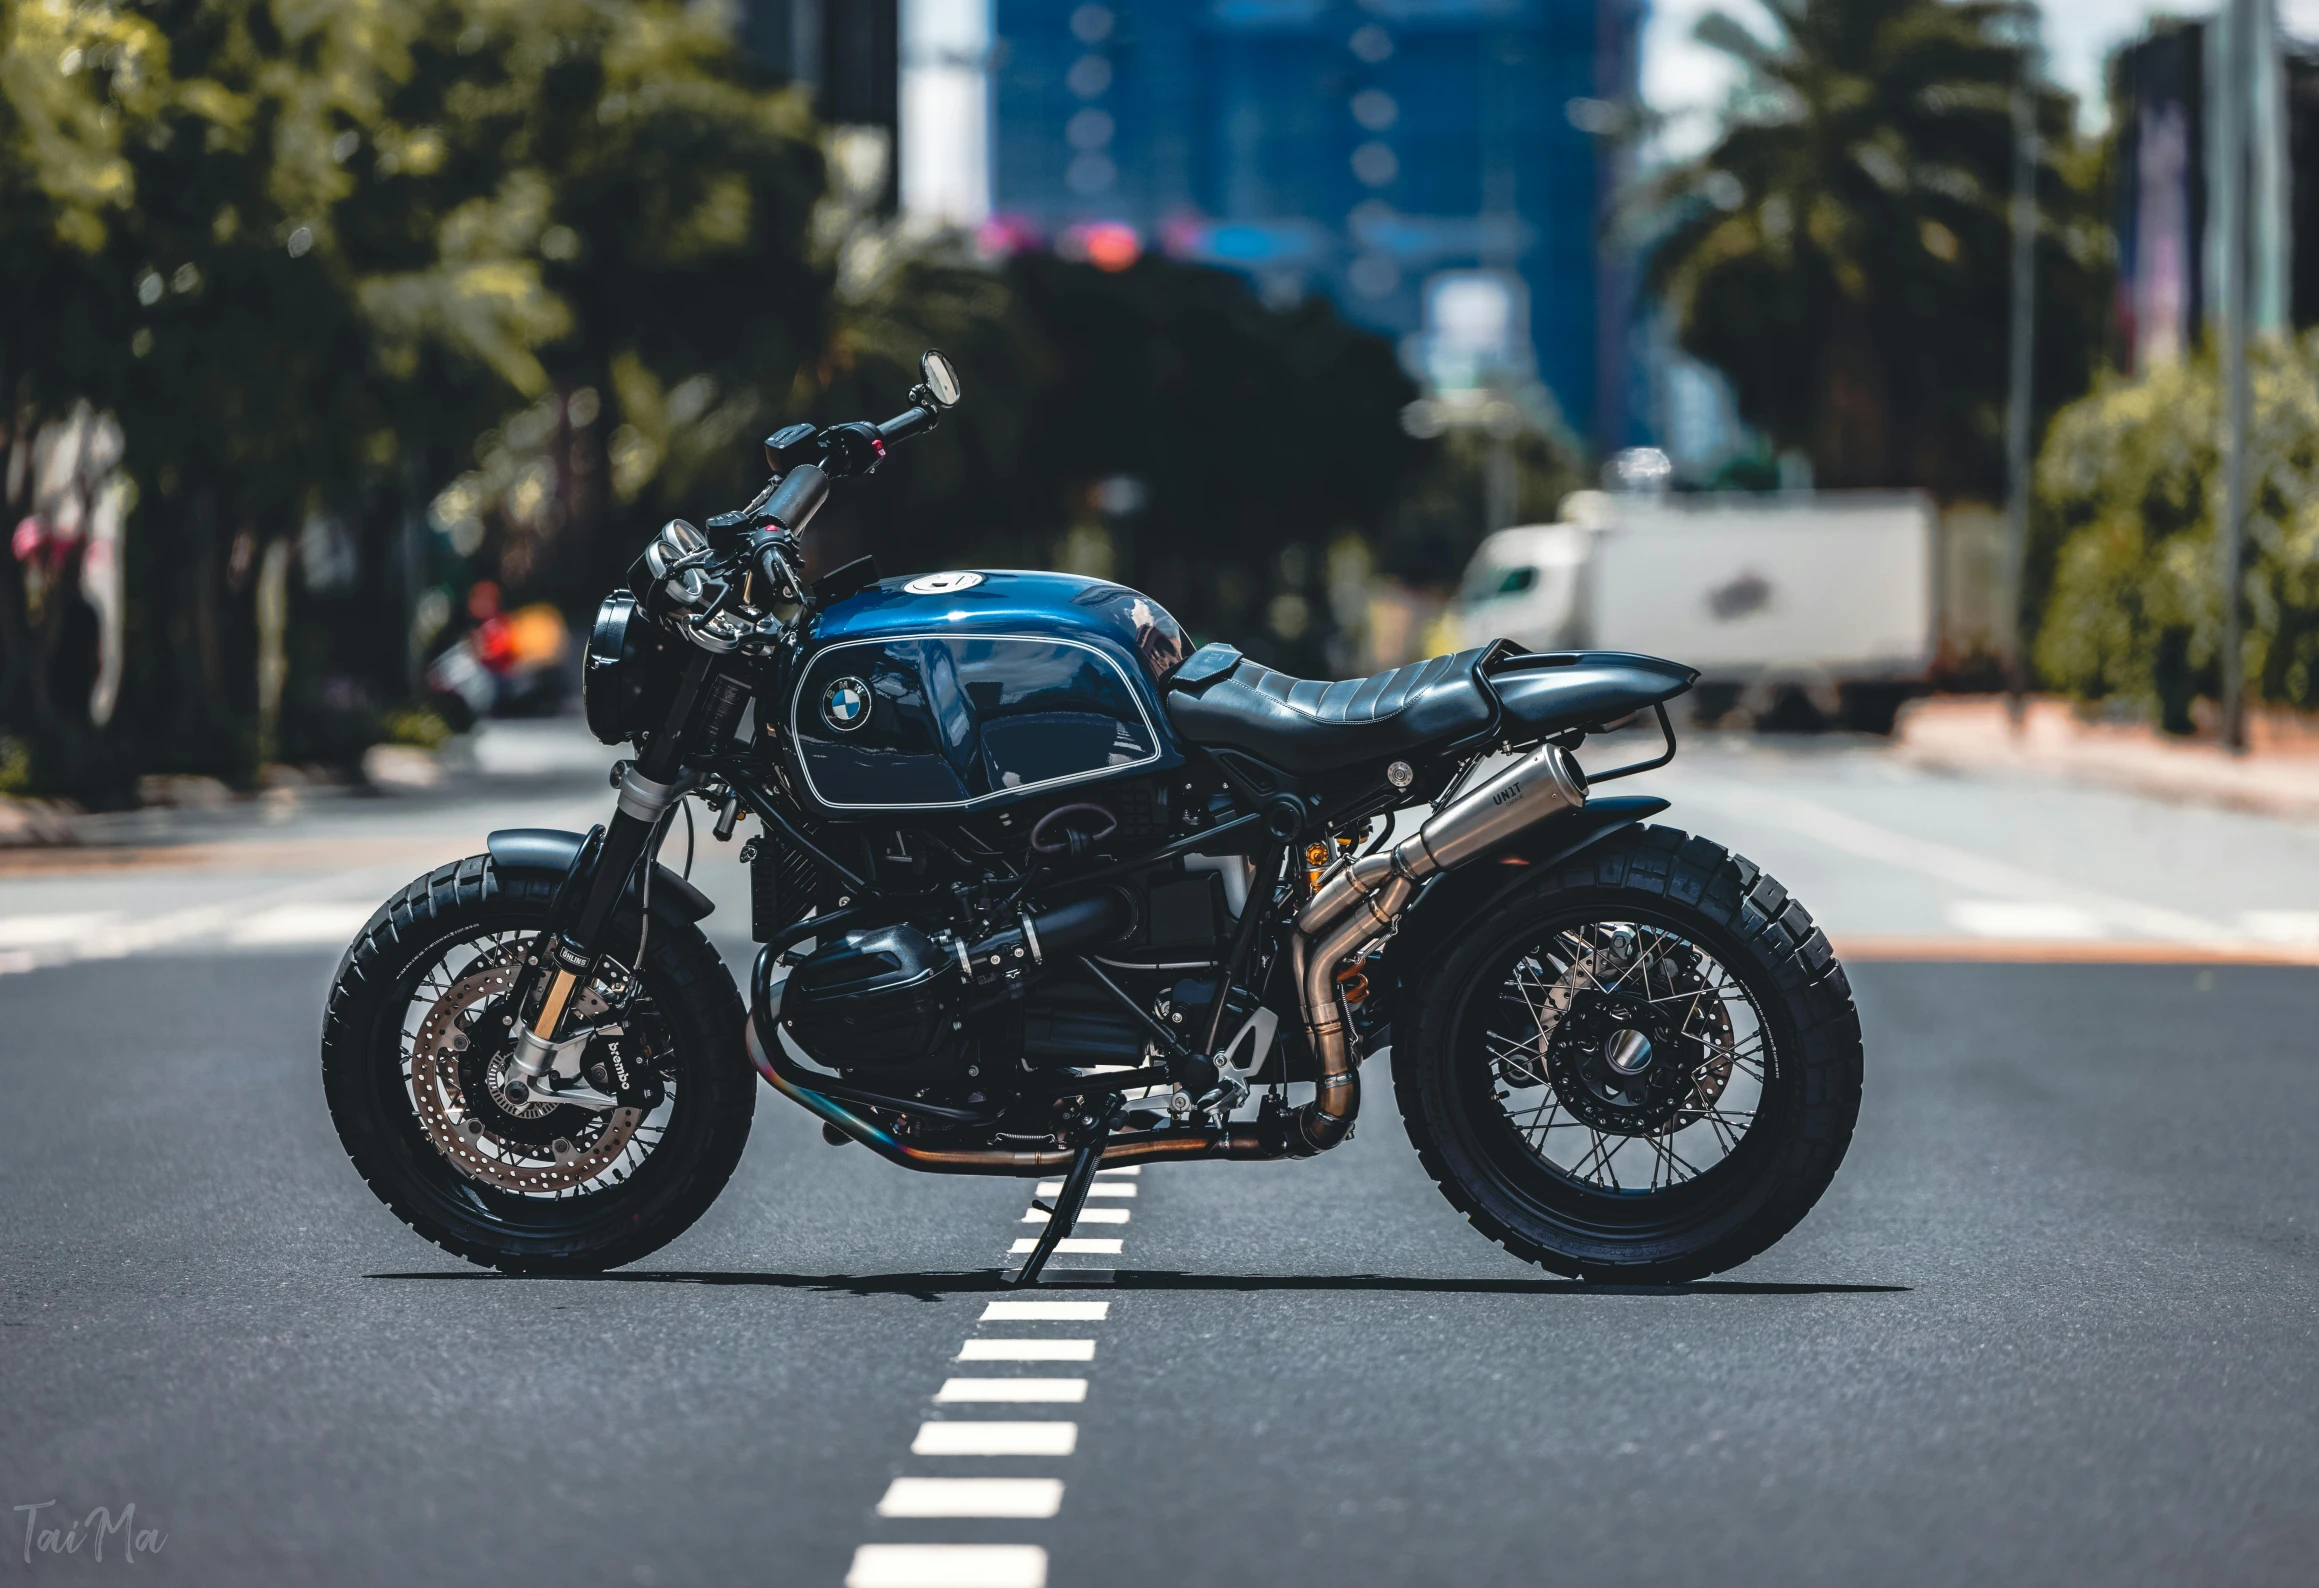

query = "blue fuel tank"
[782,570,1193,815]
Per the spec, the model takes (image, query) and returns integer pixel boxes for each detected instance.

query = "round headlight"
[583,592,677,745]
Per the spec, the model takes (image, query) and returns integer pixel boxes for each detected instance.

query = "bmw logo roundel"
[820,677,872,732]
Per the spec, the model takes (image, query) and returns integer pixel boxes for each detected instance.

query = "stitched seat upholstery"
[1164,645,1496,775]
[1165,643,1699,778]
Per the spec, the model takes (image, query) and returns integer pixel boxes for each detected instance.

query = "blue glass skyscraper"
[990,0,1641,447]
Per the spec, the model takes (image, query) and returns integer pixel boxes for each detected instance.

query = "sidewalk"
[0,718,617,854]
[1896,696,2319,824]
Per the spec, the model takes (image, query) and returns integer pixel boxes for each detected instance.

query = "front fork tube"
[509,652,715,1085]
[505,800,671,1086]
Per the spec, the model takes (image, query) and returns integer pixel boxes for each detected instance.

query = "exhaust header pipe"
[1287,743,1588,1154]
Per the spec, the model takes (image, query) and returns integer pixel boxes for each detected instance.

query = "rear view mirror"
[920,350,962,408]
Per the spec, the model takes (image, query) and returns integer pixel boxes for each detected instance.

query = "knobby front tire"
[321,855,754,1274]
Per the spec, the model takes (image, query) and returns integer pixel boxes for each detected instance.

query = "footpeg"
[1191,1076,1249,1116]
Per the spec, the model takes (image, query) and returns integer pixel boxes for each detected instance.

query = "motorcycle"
[321,351,1862,1285]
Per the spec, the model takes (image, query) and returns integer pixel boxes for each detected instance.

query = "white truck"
[1453,490,1939,730]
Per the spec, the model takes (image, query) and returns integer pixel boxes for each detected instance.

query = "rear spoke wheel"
[1392,826,1862,1282]
[1473,916,1767,1196]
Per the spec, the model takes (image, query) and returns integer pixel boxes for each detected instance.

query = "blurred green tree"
[2033,335,2319,730]
[0,0,828,792]
[1644,0,2108,496]
[2,0,1429,796]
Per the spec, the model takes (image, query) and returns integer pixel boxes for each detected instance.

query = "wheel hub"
[1603,1028,1654,1075]
[1546,991,1692,1136]
[409,945,649,1194]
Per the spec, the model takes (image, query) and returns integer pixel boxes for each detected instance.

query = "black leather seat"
[1165,643,1698,777]
[1165,644,1497,775]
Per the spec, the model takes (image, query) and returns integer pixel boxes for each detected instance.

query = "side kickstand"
[1006,1127,1108,1288]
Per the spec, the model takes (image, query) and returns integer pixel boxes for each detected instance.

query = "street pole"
[2216,0,2254,753]
[1486,430,1518,532]
[2002,37,2039,724]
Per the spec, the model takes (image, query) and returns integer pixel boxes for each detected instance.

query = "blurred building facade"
[2108,16,2319,369]
[743,0,903,206]
[978,0,1643,450]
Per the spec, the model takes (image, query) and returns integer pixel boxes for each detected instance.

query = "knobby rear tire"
[1393,825,1863,1283]
[320,854,754,1274]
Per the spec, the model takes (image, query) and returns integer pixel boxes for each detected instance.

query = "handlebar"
[877,405,939,445]
[698,389,942,566]
[760,464,831,535]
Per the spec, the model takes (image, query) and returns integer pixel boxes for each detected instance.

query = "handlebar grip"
[763,464,831,534]
[877,406,937,445]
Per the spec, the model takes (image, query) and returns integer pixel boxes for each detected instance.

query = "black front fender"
[487,827,717,925]
[1374,794,1670,1003]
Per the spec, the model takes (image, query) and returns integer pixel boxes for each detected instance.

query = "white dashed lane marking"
[979,1300,1108,1322]
[876,1478,1066,1519]
[845,1544,1049,1588]
[934,1377,1089,1403]
[910,1422,1079,1457]
[957,1340,1095,1362]
[846,1177,1139,1585]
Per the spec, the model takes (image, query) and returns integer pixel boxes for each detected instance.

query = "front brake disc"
[408,944,646,1194]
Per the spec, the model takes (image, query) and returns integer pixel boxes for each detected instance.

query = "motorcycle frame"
[490,635,1669,1181]
[495,360,1683,1178]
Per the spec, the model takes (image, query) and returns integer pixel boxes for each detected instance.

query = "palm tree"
[1644,0,2104,495]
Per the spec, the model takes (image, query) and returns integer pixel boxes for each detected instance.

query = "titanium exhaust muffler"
[1287,742,1589,1154]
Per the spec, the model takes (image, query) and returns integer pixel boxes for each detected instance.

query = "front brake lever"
[746,532,805,605]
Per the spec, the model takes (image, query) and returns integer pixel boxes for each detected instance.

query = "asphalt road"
[4,727,2316,1585]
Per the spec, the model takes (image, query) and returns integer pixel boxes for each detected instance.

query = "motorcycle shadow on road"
[365,1270,1909,1300]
